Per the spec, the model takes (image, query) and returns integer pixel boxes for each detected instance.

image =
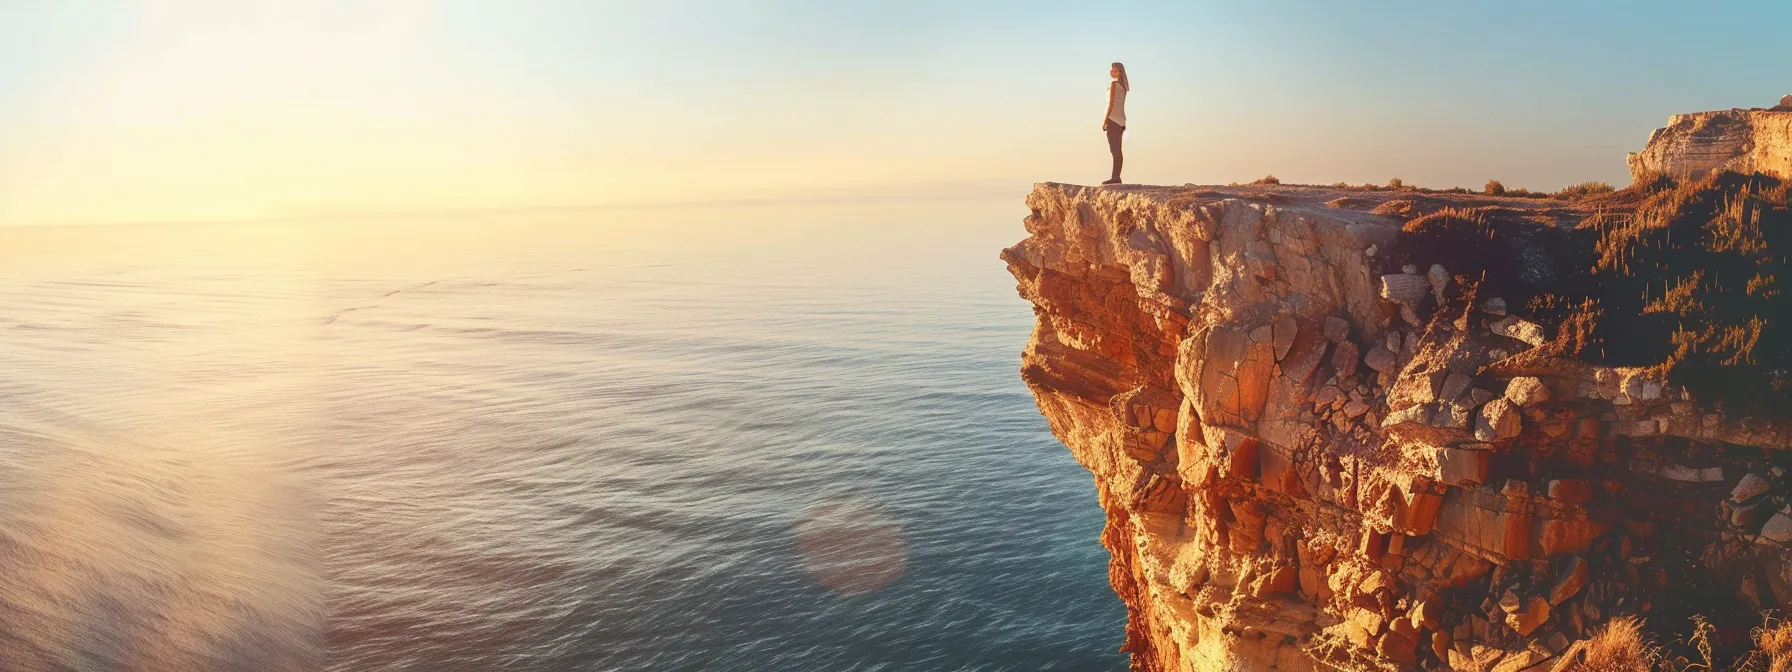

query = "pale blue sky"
[0,1,1786,225]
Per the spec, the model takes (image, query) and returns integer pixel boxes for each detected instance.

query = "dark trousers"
[1106,122,1125,180]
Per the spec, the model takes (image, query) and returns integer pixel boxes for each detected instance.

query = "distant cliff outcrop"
[1628,106,1792,183]
[1005,111,1791,671]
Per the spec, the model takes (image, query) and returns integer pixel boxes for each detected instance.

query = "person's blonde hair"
[1111,62,1129,90]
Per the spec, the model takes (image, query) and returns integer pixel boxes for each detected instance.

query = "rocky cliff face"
[1004,170,1791,670]
[1628,108,1792,183]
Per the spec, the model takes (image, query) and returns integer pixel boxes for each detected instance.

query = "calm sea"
[0,200,1124,671]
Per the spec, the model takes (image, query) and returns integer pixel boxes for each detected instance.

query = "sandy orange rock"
[1005,113,1792,670]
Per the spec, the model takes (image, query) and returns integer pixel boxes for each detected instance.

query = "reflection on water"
[0,420,320,671]
[0,202,1126,670]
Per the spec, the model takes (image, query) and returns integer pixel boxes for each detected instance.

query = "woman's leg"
[1106,124,1125,182]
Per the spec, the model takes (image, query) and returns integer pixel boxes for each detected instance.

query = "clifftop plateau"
[1004,112,1791,671]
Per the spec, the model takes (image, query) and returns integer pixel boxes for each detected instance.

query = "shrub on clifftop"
[1375,171,1788,416]
[1555,181,1617,200]
[1586,171,1790,414]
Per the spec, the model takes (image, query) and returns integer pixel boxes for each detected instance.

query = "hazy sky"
[0,0,1786,226]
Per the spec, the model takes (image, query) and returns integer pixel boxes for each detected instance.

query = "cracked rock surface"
[1002,172,1791,670]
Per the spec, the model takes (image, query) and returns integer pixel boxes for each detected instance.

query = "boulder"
[1427,264,1450,300]
[1380,273,1428,304]
[1437,446,1489,486]
[1332,340,1361,378]
[1505,596,1550,636]
[1505,376,1550,407]
[1364,346,1399,373]
[1272,315,1297,361]
[1474,399,1522,441]
[1549,557,1588,605]
[1440,372,1471,403]
[1761,508,1792,543]
[1490,317,1546,347]
[1345,607,1386,649]
[1732,473,1771,503]
[1377,628,1419,665]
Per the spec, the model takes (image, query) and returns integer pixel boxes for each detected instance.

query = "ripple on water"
[0,204,1126,671]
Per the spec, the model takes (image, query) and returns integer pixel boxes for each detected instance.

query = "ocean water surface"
[0,200,1126,671]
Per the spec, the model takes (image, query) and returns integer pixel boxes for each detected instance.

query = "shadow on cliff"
[1375,171,1790,418]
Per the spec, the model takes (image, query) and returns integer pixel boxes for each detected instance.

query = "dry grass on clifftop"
[1553,617,1792,672]
[1365,170,1789,417]
[1556,617,1656,671]
[1583,172,1789,415]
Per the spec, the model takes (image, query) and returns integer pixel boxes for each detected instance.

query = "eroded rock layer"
[1004,179,1792,671]
[1628,108,1792,183]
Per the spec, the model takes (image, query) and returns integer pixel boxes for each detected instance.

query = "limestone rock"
[1005,173,1792,672]
[1433,401,1473,429]
[1505,596,1550,636]
[1323,316,1350,342]
[1761,508,1792,543]
[1332,340,1360,379]
[1364,346,1398,373]
[1490,316,1546,347]
[1469,387,1496,407]
[1550,556,1588,605]
[1733,473,1771,503]
[1383,404,1433,429]
[1475,398,1522,441]
[1440,372,1471,403]
[1380,273,1428,304]
[1272,315,1297,361]
[1659,463,1713,483]
[1377,628,1419,665]
[1505,376,1549,407]
[1438,445,1491,486]
[1152,408,1178,434]
[1499,588,1522,614]
[1628,108,1792,182]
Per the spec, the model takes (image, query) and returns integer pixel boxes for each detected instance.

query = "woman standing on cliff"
[1102,62,1129,185]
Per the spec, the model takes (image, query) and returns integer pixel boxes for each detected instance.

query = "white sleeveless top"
[1107,81,1128,126]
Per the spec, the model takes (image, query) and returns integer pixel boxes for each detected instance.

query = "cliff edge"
[1005,139,1791,669]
